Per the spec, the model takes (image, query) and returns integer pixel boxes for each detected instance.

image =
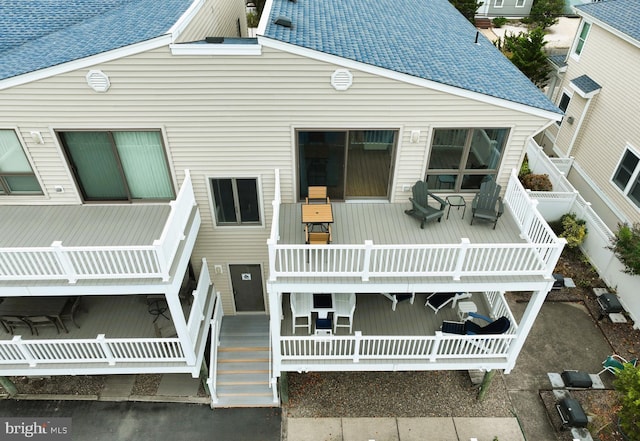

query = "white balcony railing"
[280,332,517,363]
[0,334,186,367]
[268,170,565,281]
[0,171,196,283]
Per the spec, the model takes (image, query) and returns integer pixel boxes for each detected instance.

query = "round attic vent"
[331,69,353,91]
[86,70,111,92]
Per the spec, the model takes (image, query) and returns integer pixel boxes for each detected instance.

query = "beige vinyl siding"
[0,45,551,309]
[555,23,640,223]
[554,93,587,156]
[176,0,247,42]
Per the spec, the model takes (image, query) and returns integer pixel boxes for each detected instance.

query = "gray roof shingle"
[263,0,560,114]
[0,0,194,81]
[576,0,640,44]
[570,74,602,95]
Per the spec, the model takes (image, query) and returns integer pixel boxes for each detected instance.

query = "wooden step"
[218,346,269,352]
[218,350,269,363]
[217,373,270,386]
[475,17,492,29]
[218,384,272,397]
[217,362,269,374]
[212,394,278,408]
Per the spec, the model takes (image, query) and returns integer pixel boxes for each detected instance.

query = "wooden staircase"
[212,315,278,407]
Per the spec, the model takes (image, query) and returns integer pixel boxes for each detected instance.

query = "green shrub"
[492,17,508,28]
[611,223,640,276]
[246,11,259,28]
[519,155,531,178]
[614,363,640,439]
[520,173,552,191]
[558,213,587,248]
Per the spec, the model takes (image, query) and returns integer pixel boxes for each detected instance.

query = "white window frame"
[571,21,591,60]
[494,0,504,7]
[556,89,572,125]
[0,128,44,195]
[611,145,640,210]
[207,175,265,228]
[515,0,526,7]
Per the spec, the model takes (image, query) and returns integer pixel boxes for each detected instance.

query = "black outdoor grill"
[561,371,593,389]
[597,292,624,320]
[556,397,588,429]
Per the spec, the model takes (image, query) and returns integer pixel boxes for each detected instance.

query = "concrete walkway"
[286,417,524,441]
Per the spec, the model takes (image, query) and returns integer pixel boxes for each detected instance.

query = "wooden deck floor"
[278,201,524,246]
[280,293,505,337]
[0,295,190,341]
[0,204,170,247]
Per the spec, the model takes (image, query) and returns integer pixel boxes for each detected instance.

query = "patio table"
[0,296,70,333]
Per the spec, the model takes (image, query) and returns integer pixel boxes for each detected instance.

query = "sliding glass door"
[298,129,395,201]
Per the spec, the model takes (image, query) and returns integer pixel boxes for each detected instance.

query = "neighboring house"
[539,0,640,231]
[0,0,563,406]
[477,0,533,18]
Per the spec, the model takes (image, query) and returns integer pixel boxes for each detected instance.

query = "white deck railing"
[280,332,516,363]
[0,334,185,367]
[268,170,564,281]
[0,171,196,283]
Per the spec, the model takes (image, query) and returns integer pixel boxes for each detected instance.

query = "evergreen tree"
[501,27,550,88]
[523,0,564,29]
[449,0,483,24]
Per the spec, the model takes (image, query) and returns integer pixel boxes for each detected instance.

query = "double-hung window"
[494,0,504,7]
[612,148,640,209]
[58,130,174,201]
[573,22,591,58]
[0,130,43,195]
[210,178,261,226]
[515,0,526,7]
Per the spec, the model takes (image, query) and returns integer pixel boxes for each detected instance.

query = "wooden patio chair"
[305,224,332,244]
[404,180,447,228]
[470,177,504,229]
[306,186,330,204]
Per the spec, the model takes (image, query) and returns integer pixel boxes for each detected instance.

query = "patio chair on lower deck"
[425,292,471,314]
[441,312,511,335]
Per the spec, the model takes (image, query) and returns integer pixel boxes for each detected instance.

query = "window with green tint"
[58,130,174,201]
[0,130,43,195]
[574,22,590,56]
[210,178,260,225]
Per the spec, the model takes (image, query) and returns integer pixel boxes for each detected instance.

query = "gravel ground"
[285,370,512,418]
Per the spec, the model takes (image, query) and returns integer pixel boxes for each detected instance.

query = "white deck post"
[267,238,277,282]
[504,285,551,373]
[362,240,373,281]
[166,291,197,366]
[453,238,470,280]
[12,336,36,367]
[353,331,362,363]
[97,334,116,365]
[431,332,443,362]
[268,286,282,379]
[50,241,77,283]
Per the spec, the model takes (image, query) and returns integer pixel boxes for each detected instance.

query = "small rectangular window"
[515,0,526,7]
[211,178,260,225]
[494,0,504,7]
[612,148,640,209]
[574,22,590,57]
[0,130,43,195]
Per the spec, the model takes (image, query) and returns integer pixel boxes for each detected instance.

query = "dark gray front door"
[229,264,265,312]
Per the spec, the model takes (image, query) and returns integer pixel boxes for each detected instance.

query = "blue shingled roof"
[571,74,602,95]
[263,0,561,114]
[576,0,640,44]
[0,0,195,81]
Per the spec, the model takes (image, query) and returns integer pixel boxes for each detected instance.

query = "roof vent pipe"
[274,16,292,28]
